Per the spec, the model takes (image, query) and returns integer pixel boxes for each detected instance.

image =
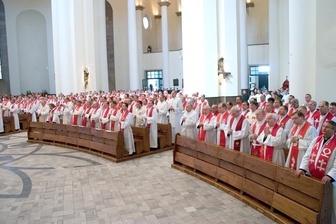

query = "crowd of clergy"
[1,87,336,220]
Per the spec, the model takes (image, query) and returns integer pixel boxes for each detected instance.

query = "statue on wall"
[218,57,232,84]
[84,67,89,89]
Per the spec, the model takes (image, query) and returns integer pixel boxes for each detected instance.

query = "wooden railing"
[172,134,332,224]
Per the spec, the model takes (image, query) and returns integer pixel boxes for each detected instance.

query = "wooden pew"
[3,116,15,133]
[19,113,30,130]
[27,121,44,142]
[131,126,150,154]
[172,134,332,224]
[103,131,125,159]
[43,122,56,143]
[54,123,68,145]
[157,123,172,149]
[27,122,126,162]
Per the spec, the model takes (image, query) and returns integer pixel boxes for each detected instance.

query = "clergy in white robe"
[70,100,83,126]
[90,103,101,128]
[133,100,146,127]
[99,102,111,130]
[37,100,50,123]
[226,107,250,154]
[53,102,64,124]
[168,90,183,143]
[109,101,121,132]
[215,102,230,147]
[144,100,158,149]
[2,97,11,117]
[285,111,317,170]
[157,95,168,124]
[180,102,198,139]
[62,98,73,125]
[249,109,267,157]
[295,120,336,223]
[119,102,135,155]
[257,113,286,165]
[9,99,20,130]
[196,105,216,144]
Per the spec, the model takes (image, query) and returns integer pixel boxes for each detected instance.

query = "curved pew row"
[171,134,332,224]
[27,122,173,162]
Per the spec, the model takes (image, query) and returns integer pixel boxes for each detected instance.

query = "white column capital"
[158,2,170,7]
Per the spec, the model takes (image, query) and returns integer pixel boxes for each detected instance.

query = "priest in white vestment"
[157,95,168,124]
[119,102,135,155]
[143,100,158,149]
[215,102,230,147]
[257,113,286,165]
[9,99,20,130]
[109,101,121,132]
[37,99,50,123]
[196,105,216,144]
[168,90,183,143]
[226,107,250,154]
[285,111,317,170]
[295,120,336,223]
[180,102,198,139]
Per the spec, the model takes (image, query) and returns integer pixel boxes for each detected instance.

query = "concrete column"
[51,0,76,94]
[288,1,316,101]
[136,5,145,89]
[128,0,139,90]
[159,1,170,89]
[269,0,280,91]
[238,0,248,91]
[51,0,108,94]
[181,0,218,97]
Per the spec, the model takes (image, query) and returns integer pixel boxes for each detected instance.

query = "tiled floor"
[0,133,274,224]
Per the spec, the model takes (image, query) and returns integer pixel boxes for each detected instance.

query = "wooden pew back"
[172,134,332,224]
[157,123,172,149]
[27,122,125,161]
[131,126,150,153]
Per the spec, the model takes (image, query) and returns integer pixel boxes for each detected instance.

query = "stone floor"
[0,132,274,224]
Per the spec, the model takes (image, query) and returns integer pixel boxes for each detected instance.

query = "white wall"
[248,44,269,65]
[3,0,53,95]
[315,0,336,102]
[16,10,49,94]
[143,50,183,89]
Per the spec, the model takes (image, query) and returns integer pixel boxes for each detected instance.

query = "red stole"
[120,110,130,131]
[101,107,110,130]
[287,107,296,117]
[229,115,245,151]
[198,113,213,141]
[110,108,119,131]
[308,135,336,179]
[278,115,291,129]
[90,107,99,128]
[318,113,334,135]
[287,121,311,170]
[81,107,92,126]
[260,123,281,161]
[259,102,266,110]
[182,101,187,111]
[49,107,57,122]
[242,109,250,118]
[71,106,80,125]
[251,120,267,156]
[216,112,229,147]
[10,103,15,117]
[146,107,154,128]
[2,100,8,116]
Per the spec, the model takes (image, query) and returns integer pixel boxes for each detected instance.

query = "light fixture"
[154,14,161,19]
[175,11,181,17]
